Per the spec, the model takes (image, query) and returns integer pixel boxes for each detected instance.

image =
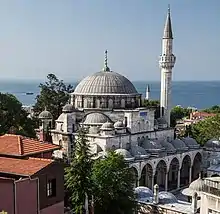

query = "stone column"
[165,173,168,191]
[177,169,181,189]
[151,176,154,190]
[189,166,192,184]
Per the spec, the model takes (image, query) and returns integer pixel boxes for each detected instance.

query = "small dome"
[114,121,124,129]
[158,192,178,204]
[170,139,188,151]
[100,122,114,130]
[160,140,176,154]
[130,145,150,158]
[135,186,153,202]
[205,138,220,150]
[142,139,164,153]
[182,175,205,197]
[182,137,200,149]
[62,104,75,113]
[39,109,52,120]
[115,149,134,161]
[83,112,109,125]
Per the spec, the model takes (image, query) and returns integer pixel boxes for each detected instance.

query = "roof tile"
[0,157,53,176]
[0,134,60,156]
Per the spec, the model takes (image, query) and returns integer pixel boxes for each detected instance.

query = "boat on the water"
[26,92,34,95]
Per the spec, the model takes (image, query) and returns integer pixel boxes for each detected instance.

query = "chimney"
[153,184,159,204]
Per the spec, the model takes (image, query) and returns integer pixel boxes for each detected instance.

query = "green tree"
[170,106,191,127]
[64,128,93,214]
[203,105,220,113]
[0,93,36,138]
[34,74,74,120]
[191,114,220,145]
[91,151,136,214]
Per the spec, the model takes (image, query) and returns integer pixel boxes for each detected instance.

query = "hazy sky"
[0,0,219,81]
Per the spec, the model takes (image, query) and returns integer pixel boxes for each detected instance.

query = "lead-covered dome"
[205,138,220,151]
[158,192,178,204]
[135,186,153,203]
[83,112,109,125]
[39,109,52,120]
[115,149,134,161]
[170,139,188,152]
[72,51,141,109]
[182,137,200,149]
[74,71,138,95]
[182,175,205,197]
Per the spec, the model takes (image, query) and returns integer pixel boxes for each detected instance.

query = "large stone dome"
[74,71,138,95]
[72,51,141,109]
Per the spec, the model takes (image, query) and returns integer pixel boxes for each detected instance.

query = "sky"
[0,0,219,82]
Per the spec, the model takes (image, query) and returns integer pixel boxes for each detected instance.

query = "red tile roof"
[0,134,60,156]
[0,157,54,176]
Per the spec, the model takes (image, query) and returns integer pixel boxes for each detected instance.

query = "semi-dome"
[182,175,205,197]
[39,109,52,120]
[135,186,153,202]
[170,139,188,152]
[205,138,220,150]
[158,192,178,204]
[83,112,109,125]
[74,71,138,95]
[114,121,125,129]
[160,139,176,154]
[62,104,75,113]
[100,122,114,130]
[130,145,150,158]
[115,149,134,161]
[182,137,200,149]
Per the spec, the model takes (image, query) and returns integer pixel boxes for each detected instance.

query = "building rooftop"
[0,156,53,176]
[0,134,60,157]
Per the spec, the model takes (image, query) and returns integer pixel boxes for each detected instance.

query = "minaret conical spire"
[103,50,110,72]
[163,4,173,39]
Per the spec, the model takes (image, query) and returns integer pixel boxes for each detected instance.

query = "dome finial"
[103,50,110,72]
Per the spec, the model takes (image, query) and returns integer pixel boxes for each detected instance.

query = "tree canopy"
[91,152,136,214]
[34,74,74,120]
[0,93,36,138]
[190,114,220,145]
[170,106,191,127]
[203,105,220,114]
[65,130,137,214]
[65,129,93,214]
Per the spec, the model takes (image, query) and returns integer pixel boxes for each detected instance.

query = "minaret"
[159,6,176,127]
[145,84,150,100]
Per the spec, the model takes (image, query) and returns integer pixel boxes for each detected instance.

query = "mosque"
[38,7,204,193]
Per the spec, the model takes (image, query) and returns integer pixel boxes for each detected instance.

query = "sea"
[1,80,220,110]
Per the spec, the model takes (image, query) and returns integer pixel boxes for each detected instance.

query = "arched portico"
[140,163,153,189]
[192,152,202,181]
[130,167,139,187]
[154,160,167,191]
[180,155,191,187]
[168,157,180,190]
